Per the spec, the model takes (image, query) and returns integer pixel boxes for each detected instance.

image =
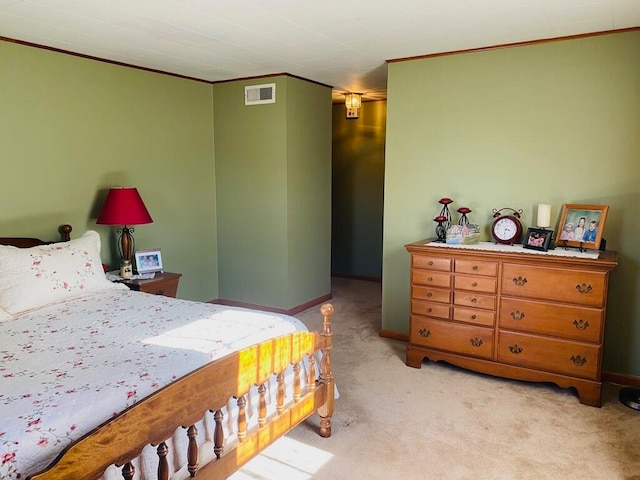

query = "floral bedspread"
[0,289,307,479]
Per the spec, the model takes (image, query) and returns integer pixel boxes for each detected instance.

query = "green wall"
[0,41,218,302]
[332,101,386,279]
[383,31,640,375]
[213,76,331,310]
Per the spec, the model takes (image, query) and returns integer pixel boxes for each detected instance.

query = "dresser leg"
[406,346,424,368]
[576,383,602,407]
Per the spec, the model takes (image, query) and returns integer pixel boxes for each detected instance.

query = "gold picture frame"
[556,204,608,250]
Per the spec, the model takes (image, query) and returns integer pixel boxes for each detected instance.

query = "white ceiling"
[1,0,638,101]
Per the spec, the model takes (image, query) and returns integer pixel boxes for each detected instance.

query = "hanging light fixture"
[345,93,362,119]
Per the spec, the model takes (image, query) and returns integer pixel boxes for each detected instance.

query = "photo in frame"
[523,227,553,252]
[134,248,163,274]
[555,204,608,250]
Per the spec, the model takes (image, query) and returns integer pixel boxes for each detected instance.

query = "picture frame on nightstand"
[523,227,553,252]
[135,248,163,274]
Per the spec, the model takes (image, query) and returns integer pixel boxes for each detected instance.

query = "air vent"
[245,83,276,105]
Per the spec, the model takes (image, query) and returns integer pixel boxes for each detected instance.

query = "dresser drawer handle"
[573,319,590,330]
[512,276,528,286]
[428,261,434,266]
[426,308,432,313]
[472,265,478,270]
[471,298,478,304]
[469,337,483,347]
[571,355,587,366]
[575,283,593,294]
[426,292,433,297]
[471,282,478,287]
[155,289,164,295]
[419,329,431,338]
[427,277,433,282]
[471,314,477,320]
[510,311,525,321]
[508,344,523,354]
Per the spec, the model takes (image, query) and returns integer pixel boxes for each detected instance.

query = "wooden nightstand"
[122,272,182,298]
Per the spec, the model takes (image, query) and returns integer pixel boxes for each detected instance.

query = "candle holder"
[437,198,453,231]
[434,216,447,242]
[457,207,471,226]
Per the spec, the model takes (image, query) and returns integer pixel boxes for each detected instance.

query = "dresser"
[405,240,618,406]
[121,272,182,298]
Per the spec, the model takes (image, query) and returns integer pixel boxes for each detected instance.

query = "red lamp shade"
[97,187,153,263]
[96,187,153,226]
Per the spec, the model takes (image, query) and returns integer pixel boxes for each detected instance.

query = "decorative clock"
[491,207,523,245]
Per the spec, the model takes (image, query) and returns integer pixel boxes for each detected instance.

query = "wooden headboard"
[0,224,72,247]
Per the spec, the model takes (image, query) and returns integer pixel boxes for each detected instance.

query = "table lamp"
[96,187,153,267]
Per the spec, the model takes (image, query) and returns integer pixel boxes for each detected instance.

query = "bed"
[0,225,335,480]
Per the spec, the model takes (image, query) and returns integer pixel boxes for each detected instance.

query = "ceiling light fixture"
[345,93,362,119]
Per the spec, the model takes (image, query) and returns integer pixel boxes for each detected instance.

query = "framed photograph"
[134,248,163,274]
[555,204,609,250]
[523,227,553,251]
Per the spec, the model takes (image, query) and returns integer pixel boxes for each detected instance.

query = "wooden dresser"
[405,240,618,406]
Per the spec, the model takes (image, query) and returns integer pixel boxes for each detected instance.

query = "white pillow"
[0,230,120,314]
[0,306,13,323]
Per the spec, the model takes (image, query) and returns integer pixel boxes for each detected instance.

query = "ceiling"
[1,0,638,101]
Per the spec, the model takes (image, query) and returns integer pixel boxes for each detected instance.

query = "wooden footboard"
[27,304,335,480]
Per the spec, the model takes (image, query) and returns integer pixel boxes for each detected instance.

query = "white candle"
[537,204,551,228]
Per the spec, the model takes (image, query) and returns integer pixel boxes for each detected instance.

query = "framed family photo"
[134,248,163,274]
[555,204,608,250]
[523,227,553,252]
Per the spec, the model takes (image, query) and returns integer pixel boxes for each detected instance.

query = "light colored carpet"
[234,277,640,480]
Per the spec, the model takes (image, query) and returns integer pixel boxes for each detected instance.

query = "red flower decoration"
[457,207,471,214]
[439,198,453,205]
[434,216,448,222]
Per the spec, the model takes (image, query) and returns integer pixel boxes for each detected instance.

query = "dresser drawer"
[499,298,603,343]
[454,291,496,310]
[412,285,451,304]
[454,259,498,276]
[498,331,600,380]
[502,264,606,308]
[412,270,452,288]
[411,316,493,359]
[453,307,495,327]
[411,300,450,320]
[454,274,497,294]
[413,255,452,272]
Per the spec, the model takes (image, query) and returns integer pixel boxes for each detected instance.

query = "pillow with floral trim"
[0,306,13,323]
[0,230,123,314]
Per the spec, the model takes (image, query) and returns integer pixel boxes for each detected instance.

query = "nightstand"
[121,272,182,298]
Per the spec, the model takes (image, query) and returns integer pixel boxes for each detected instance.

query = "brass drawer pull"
[155,289,164,295]
[426,307,432,313]
[512,276,528,286]
[470,338,483,347]
[427,277,433,282]
[571,355,587,366]
[573,319,590,330]
[472,265,478,270]
[471,314,477,320]
[419,329,431,338]
[576,283,593,294]
[510,311,525,321]
[471,282,478,287]
[471,298,478,304]
[426,292,433,297]
[428,261,434,266]
[508,344,523,354]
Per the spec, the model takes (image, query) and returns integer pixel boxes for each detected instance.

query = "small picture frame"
[555,204,608,250]
[523,227,553,252]
[134,248,163,274]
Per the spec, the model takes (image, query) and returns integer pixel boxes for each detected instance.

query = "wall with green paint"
[0,41,218,302]
[331,101,386,279]
[213,76,332,310]
[383,31,640,375]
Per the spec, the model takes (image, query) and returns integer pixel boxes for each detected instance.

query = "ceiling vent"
[245,83,276,105]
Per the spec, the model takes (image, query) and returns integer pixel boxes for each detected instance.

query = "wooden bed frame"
[1,225,335,480]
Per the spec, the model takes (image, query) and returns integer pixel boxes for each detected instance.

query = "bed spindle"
[157,442,169,480]
[276,373,285,414]
[236,396,247,441]
[308,354,316,391]
[258,384,267,427]
[121,462,135,480]
[318,303,335,438]
[293,363,301,402]
[213,410,224,459]
[187,424,198,477]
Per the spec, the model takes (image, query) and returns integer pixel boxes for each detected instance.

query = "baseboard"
[210,293,332,316]
[379,329,408,342]
[602,371,640,388]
